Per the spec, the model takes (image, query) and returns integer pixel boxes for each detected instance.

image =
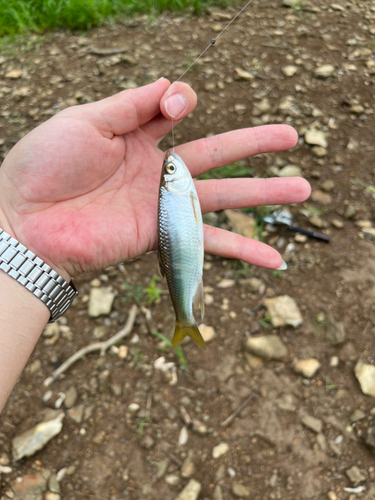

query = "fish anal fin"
[157,246,165,278]
[193,280,205,320]
[172,321,206,350]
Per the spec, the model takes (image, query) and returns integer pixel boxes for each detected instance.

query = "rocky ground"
[1,0,375,499]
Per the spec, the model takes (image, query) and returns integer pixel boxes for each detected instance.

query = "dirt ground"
[1,0,375,499]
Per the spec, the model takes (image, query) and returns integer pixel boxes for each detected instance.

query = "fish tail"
[172,321,206,350]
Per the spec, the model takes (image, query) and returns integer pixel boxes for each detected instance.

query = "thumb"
[82,78,171,136]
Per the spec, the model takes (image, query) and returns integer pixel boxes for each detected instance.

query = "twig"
[44,305,137,387]
[221,395,254,427]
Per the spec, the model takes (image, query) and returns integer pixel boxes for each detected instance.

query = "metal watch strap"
[0,228,78,322]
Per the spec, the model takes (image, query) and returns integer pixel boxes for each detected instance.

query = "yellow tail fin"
[172,321,206,350]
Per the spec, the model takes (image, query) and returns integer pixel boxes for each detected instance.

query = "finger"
[78,78,171,136]
[196,177,311,213]
[141,82,198,142]
[204,225,283,269]
[174,125,298,177]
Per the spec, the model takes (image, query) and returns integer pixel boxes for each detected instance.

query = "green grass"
[152,330,187,370]
[198,161,254,181]
[352,179,375,197]
[0,0,233,36]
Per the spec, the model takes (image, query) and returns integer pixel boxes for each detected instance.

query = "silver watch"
[0,228,78,322]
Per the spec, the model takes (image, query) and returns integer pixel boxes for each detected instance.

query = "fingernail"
[276,259,288,271]
[165,93,186,118]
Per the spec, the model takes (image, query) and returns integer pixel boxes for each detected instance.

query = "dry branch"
[44,305,137,387]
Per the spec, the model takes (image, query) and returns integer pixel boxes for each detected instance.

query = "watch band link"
[0,228,78,322]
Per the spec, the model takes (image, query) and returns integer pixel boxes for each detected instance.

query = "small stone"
[282,0,300,6]
[181,450,195,478]
[292,358,321,378]
[29,359,42,374]
[174,479,201,500]
[45,493,61,500]
[350,409,366,423]
[312,146,327,158]
[166,474,180,486]
[243,352,263,369]
[344,205,356,219]
[179,426,188,446]
[140,434,155,449]
[12,410,64,461]
[234,103,246,115]
[314,64,335,78]
[192,419,207,435]
[305,129,328,148]
[351,104,364,114]
[347,138,359,151]
[355,361,375,397]
[283,65,298,76]
[110,383,122,396]
[312,189,332,205]
[199,325,216,343]
[48,475,60,494]
[301,415,323,434]
[330,356,339,367]
[325,322,346,345]
[12,470,51,500]
[231,481,250,498]
[244,335,288,360]
[332,219,344,229]
[252,98,271,116]
[67,404,84,424]
[310,216,326,228]
[43,323,59,338]
[0,453,10,465]
[239,277,262,292]
[224,209,255,238]
[93,430,106,444]
[212,442,229,459]
[316,433,327,452]
[321,181,335,195]
[356,220,372,229]
[276,393,297,412]
[363,228,375,244]
[214,485,224,500]
[278,165,302,177]
[346,465,366,485]
[234,67,254,80]
[217,278,235,288]
[64,386,78,409]
[93,326,107,339]
[295,233,307,243]
[88,287,115,317]
[264,295,303,328]
[118,345,128,359]
[6,70,22,79]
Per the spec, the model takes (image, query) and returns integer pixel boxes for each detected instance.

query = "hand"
[0,79,310,282]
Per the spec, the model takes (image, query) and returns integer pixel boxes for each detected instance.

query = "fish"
[157,150,206,350]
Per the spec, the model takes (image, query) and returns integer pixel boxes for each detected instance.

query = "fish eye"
[166,163,176,174]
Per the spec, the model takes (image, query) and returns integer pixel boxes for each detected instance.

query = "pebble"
[354,360,375,397]
[11,470,51,500]
[12,410,64,461]
[174,479,201,500]
[278,165,302,177]
[212,442,229,459]
[243,352,263,369]
[67,404,84,424]
[312,146,327,157]
[166,474,180,486]
[64,386,78,409]
[350,409,366,423]
[93,430,106,444]
[93,326,107,340]
[244,335,288,360]
[345,205,356,219]
[330,356,339,367]
[217,278,235,288]
[199,325,216,343]
[283,65,298,76]
[179,426,188,446]
[224,209,255,239]
[252,98,271,116]
[292,358,321,378]
[43,323,59,338]
[305,129,328,148]
[264,295,303,328]
[118,345,128,359]
[110,383,122,396]
[346,466,366,485]
[310,216,326,228]
[363,228,375,244]
[181,450,195,478]
[282,0,300,6]
[231,482,251,498]
[326,322,346,345]
[321,179,335,192]
[239,277,262,292]
[6,70,22,79]
[301,415,323,434]
[45,493,61,500]
[214,485,224,500]
[332,218,344,229]
[88,287,115,317]
[128,403,140,414]
[314,64,335,78]
[295,233,307,243]
[311,190,332,205]
[140,434,155,449]
[234,67,254,80]
[276,393,297,412]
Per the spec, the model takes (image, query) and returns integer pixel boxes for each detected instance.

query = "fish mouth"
[165,150,179,162]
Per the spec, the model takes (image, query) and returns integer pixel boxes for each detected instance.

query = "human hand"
[0,78,310,282]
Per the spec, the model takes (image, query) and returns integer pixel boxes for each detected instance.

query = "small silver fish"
[157,151,205,349]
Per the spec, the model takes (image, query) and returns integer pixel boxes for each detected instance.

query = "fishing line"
[170,0,255,150]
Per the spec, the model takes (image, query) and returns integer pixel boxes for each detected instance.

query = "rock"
[0,453,10,465]
[252,98,271,116]
[179,426,188,446]
[6,69,22,79]
[314,64,335,78]
[12,470,51,500]
[110,383,122,396]
[278,165,302,177]
[140,434,155,449]
[340,342,358,363]
[231,482,250,498]
[45,493,61,500]
[363,228,375,244]
[48,475,60,494]
[347,138,359,151]
[283,65,298,76]
[12,410,64,461]
[243,352,263,369]
[305,129,328,148]
[199,325,216,342]
[344,205,356,219]
[166,474,181,486]
[224,210,255,238]
[350,409,366,423]
[366,422,375,449]
[355,361,375,397]
[93,326,107,339]
[321,179,335,192]
[212,442,229,459]
[217,278,235,289]
[276,393,297,412]
[67,404,84,424]
[295,233,307,243]
[310,216,326,228]
[234,67,254,80]
[118,345,128,359]
[325,322,346,345]
[181,450,195,478]
[234,103,246,115]
[192,419,207,435]
[43,323,59,338]
[264,295,303,328]
[244,335,288,360]
[128,403,140,414]
[213,485,224,500]
[174,479,201,500]
[64,386,78,409]
[332,219,344,229]
[301,415,323,434]
[93,430,106,444]
[346,465,366,485]
[292,358,321,378]
[282,0,300,7]
[311,190,332,205]
[312,146,327,157]
[239,277,262,292]
[88,287,115,317]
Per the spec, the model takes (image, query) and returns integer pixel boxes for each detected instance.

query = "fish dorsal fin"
[193,280,205,320]
[157,246,165,278]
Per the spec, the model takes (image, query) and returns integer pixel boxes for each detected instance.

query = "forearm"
[0,270,49,412]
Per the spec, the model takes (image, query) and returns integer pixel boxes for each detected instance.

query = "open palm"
[0,79,310,281]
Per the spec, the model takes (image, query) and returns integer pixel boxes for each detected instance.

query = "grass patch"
[0,0,233,36]
[198,161,254,181]
[352,179,375,198]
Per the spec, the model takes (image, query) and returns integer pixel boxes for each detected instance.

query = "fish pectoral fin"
[172,321,206,350]
[157,246,165,278]
[193,280,205,320]
[190,192,200,226]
